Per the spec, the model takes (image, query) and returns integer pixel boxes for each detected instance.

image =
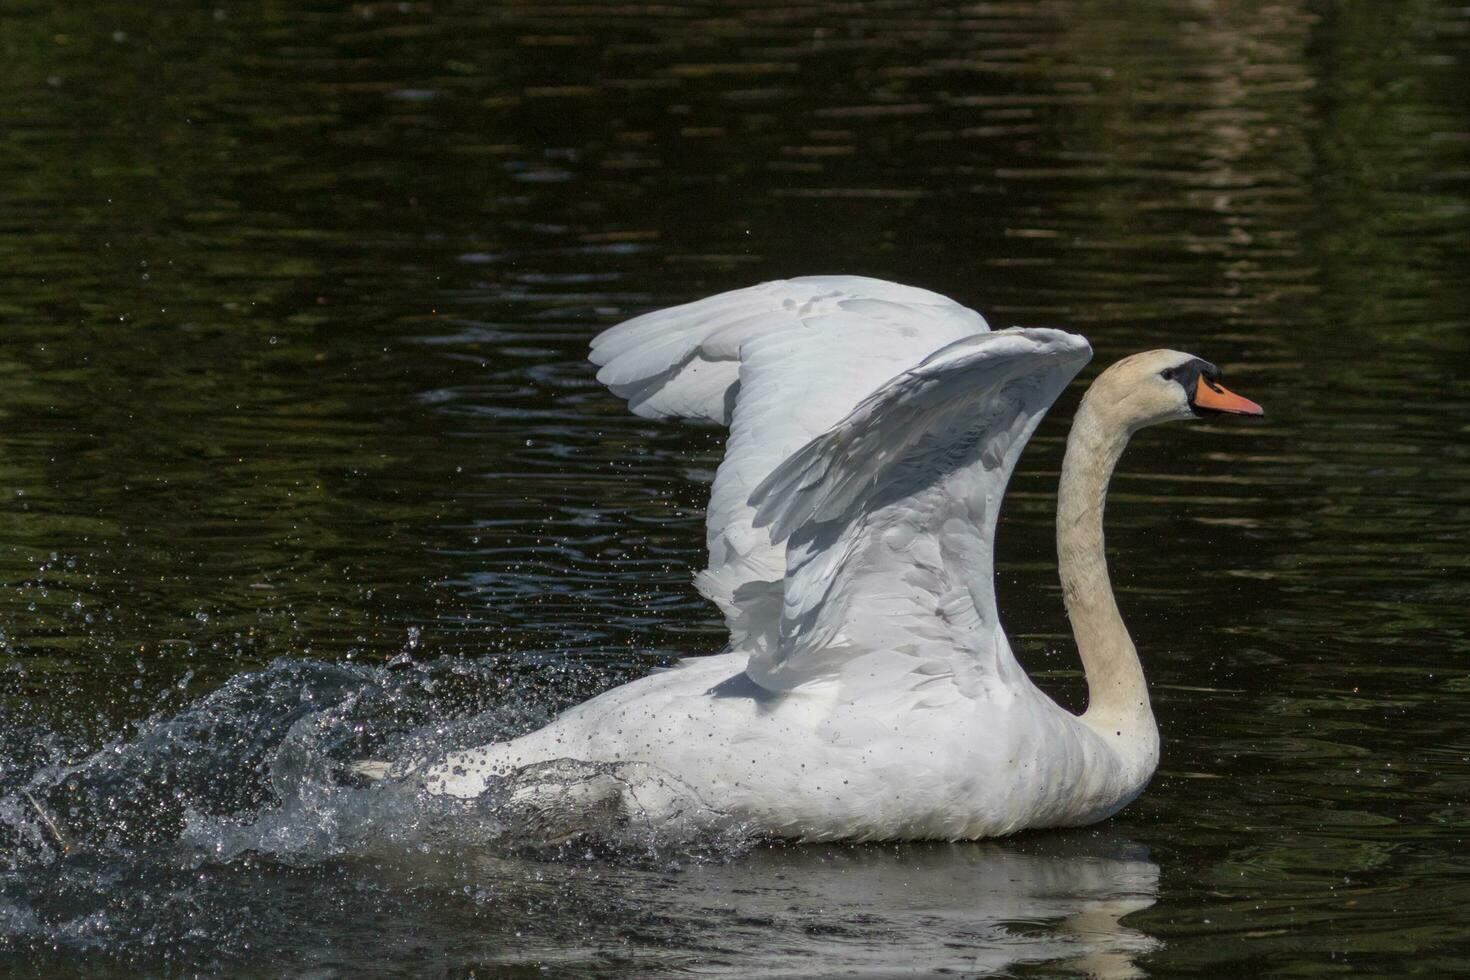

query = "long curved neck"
[1056,391,1153,731]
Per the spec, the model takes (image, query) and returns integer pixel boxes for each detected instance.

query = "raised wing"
[590,276,986,425]
[746,328,1091,696]
[590,277,990,650]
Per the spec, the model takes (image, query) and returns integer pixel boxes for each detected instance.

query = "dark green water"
[1,0,1467,975]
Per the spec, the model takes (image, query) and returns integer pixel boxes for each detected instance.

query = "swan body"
[403,277,1262,841]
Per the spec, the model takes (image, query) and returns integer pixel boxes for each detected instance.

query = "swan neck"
[1057,394,1153,731]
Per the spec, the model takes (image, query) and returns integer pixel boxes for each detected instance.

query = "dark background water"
[1,0,1467,975]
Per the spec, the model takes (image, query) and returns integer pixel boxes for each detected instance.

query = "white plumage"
[591,276,993,653]
[393,276,1263,841]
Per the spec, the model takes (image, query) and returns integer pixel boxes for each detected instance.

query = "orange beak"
[1193,376,1264,416]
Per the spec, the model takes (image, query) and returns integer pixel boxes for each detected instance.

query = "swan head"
[1091,349,1263,432]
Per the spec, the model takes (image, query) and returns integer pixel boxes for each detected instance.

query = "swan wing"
[590,276,986,424]
[590,277,989,648]
[745,328,1092,696]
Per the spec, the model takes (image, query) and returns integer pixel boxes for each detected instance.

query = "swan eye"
[1160,367,1175,381]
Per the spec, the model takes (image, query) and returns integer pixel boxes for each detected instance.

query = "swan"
[382,277,1263,841]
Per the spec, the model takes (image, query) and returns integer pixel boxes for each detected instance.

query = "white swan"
[397,277,1263,841]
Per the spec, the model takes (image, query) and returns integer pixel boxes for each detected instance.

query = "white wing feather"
[589,275,985,425]
[590,277,990,649]
[746,328,1092,694]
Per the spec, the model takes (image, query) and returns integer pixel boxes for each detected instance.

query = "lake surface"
[2,0,1468,975]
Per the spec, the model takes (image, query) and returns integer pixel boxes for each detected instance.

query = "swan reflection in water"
[369,828,1160,978]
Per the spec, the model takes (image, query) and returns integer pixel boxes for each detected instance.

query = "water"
[1,0,1467,974]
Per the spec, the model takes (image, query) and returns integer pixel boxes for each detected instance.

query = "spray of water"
[0,654,754,967]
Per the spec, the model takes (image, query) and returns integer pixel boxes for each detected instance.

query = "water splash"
[5,656,728,857]
[0,656,758,967]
